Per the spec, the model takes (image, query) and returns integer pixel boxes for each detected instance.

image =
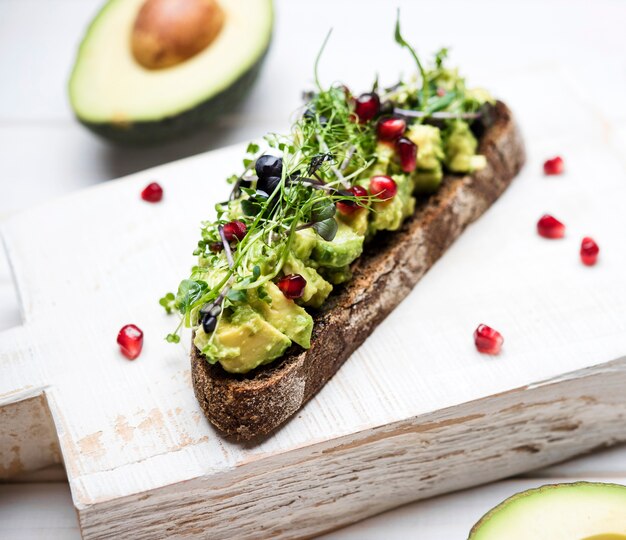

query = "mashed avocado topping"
[161,15,495,373]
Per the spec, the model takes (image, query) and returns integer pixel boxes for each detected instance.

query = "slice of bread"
[192,101,525,441]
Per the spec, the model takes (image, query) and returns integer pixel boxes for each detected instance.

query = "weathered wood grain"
[79,358,626,539]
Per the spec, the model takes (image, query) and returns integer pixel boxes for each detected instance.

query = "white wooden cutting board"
[1,95,626,537]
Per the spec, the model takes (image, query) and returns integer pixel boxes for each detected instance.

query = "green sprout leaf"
[241,198,262,216]
[159,292,176,314]
[175,279,208,315]
[314,29,333,90]
[257,285,272,304]
[226,288,247,303]
[240,187,257,197]
[313,217,338,241]
[394,9,428,111]
[311,200,336,222]
[246,142,260,155]
[166,333,180,344]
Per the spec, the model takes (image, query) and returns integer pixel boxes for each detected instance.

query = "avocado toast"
[164,20,525,440]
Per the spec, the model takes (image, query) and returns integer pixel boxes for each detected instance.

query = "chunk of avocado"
[469,482,626,540]
[69,0,273,144]
[319,265,352,285]
[406,124,445,170]
[312,222,364,269]
[194,305,290,374]
[412,164,443,193]
[338,207,369,236]
[244,239,281,277]
[291,228,318,260]
[249,283,313,348]
[283,255,333,308]
[445,121,486,173]
[370,141,397,175]
[369,174,415,234]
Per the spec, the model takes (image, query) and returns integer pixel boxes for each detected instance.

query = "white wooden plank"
[530,443,626,478]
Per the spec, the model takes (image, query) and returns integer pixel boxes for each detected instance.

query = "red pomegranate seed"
[354,93,380,123]
[543,156,564,175]
[337,185,368,215]
[580,237,599,266]
[537,214,565,239]
[277,274,307,300]
[222,220,247,242]
[369,175,398,201]
[377,117,406,141]
[141,182,163,203]
[117,324,143,360]
[395,137,417,172]
[474,324,504,355]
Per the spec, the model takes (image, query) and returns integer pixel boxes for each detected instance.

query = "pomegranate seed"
[436,87,446,97]
[117,324,143,360]
[277,274,307,300]
[141,182,163,203]
[395,137,417,172]
[222,220,247,242]
[369,175,398,201]
[580,237,599,266]
[474,324,504,355]
[537,214,565,239]
[337,185,368,215]
[354,93,380,123]
[209,242,223,253]
[543,156,564,175]
[377,117,406,141]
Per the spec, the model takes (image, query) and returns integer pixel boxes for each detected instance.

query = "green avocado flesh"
[469,482,626,540]
[166,33,493,374]
[69,0,273,144]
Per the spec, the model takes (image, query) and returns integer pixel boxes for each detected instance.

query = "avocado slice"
[469,482,626,540]
[194,305,290,374]
[248,283,313,348]
[312,222,364,269]
[69,0,273,144]
[282,255,333,308]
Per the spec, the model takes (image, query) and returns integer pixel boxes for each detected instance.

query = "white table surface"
[1,0,625,538]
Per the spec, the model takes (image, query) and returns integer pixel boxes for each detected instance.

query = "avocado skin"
[468,482,626,539]
[77,44,271,146]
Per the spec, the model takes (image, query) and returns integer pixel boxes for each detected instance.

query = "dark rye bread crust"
[192,101,525,441]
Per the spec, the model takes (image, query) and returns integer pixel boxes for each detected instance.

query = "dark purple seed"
[255,155,283,180]
[202,314,217,334]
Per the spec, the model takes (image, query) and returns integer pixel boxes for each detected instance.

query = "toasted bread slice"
[191,101,525,440]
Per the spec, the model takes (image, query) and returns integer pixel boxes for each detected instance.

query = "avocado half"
[469,482,626,540]
[69,0,273,144]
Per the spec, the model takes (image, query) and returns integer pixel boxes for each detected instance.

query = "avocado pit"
[131,0,225,70]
